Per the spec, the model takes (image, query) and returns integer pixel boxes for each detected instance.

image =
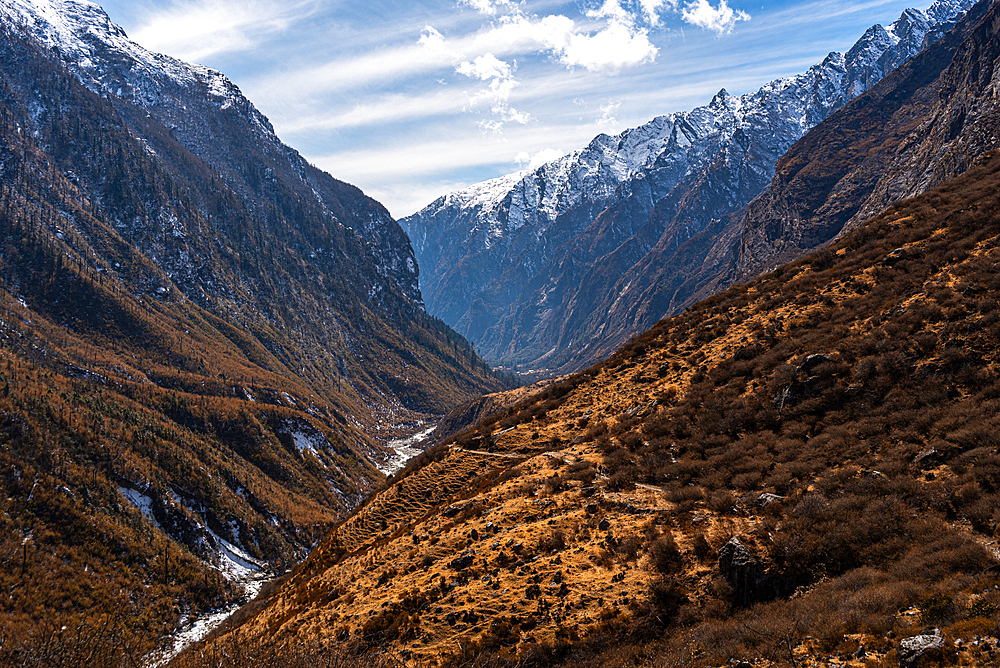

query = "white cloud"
[681,0,750,35]
[130,0,312,63]
[597,100,621,127]
[245,42,457,113]
[515,147,564,171]
[449,5,659,76]
[418,25,447,50]
[457,54,531,131]
[456,52,511,81]
[586,0,635,25]
[638,0,679,26]
[553,17,658,73]
[459,0,518,15]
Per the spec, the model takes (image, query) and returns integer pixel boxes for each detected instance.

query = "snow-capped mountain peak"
[0,0,272,134]
[400,0,976,366]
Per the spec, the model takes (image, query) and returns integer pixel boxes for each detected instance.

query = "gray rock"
[718,537,763,605]
[897,632,945,667]
[757,493,786,507]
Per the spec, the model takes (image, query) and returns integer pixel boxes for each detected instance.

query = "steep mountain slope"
[0,0,507,658]
[204,147,1000,668]
[532,0,1000,375]
[0,0,502,426]
[401,0,973,374]
[735,0,1000,278]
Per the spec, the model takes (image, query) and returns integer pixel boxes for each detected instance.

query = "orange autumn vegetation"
[202,152,1000,667]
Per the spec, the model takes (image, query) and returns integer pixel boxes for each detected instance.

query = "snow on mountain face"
[0,0,254,123]
[0,0,421,304]
[400,0,975,363]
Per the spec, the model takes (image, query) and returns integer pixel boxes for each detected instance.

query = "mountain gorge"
[214,132,1000,668]
[183,1,1000,666]
[0,0,507,657]
[401,0,976,375]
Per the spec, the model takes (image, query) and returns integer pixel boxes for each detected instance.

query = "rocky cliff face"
[401,0,974,374]
[0,0,500,420]
[736,0,1000,279]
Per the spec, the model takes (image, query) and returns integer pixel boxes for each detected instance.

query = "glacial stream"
[379,424,437,475]
[148,571,273,667]
[148,423,437,664]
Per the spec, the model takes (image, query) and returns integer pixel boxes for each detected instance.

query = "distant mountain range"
[401,0,975,375]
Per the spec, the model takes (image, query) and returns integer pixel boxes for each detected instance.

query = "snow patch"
[205,526,263,580]
[148,571,271,667]
[119,486,159,528]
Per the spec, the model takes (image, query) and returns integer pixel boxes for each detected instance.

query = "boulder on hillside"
[718,537,764,605]
[897,630,946,667]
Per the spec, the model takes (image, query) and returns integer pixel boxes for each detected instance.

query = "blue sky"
[96,0,932,218]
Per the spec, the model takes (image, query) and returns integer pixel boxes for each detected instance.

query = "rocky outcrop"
[718,537,764,606]
[898,630,946,666]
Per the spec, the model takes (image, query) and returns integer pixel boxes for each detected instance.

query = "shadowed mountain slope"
[401,0,974,375]
[550,0,1000,374]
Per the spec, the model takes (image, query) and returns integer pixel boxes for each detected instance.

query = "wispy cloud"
[456,54,531,131]
[313,122,613,216]
[597,100,621,128]
[421,0,676,135]
[639,0,680,26]
[458,0,519,16]
[130,0,316,63]
[278,91,466,133]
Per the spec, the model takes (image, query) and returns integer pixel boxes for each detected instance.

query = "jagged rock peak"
[0,0,272,134]
[1,0,424,305]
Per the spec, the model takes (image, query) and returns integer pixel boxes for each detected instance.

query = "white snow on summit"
[404,0,974,257]
[0,0,273,133]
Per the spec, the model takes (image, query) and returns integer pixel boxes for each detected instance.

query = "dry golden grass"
[184,153,1000,668]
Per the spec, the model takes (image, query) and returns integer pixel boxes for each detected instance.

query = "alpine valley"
[204,0,1000,666]
[401,0,978,376]
[0,0,508,659]
[5,0,1000,666]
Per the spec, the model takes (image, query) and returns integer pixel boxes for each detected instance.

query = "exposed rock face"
[0,0,508,630]
[898,631,946,666]
[401,0,974,373]
[0,0,502,419]
[718,537,763,605]
[735,0,1000,280]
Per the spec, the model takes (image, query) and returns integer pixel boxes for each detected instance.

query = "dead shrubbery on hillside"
[434,155,1000,666]
[170,634,397,668]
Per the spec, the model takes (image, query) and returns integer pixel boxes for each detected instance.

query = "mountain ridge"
[0,0,509,657]
[192,4,1000,664]
[401,0,974,375]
